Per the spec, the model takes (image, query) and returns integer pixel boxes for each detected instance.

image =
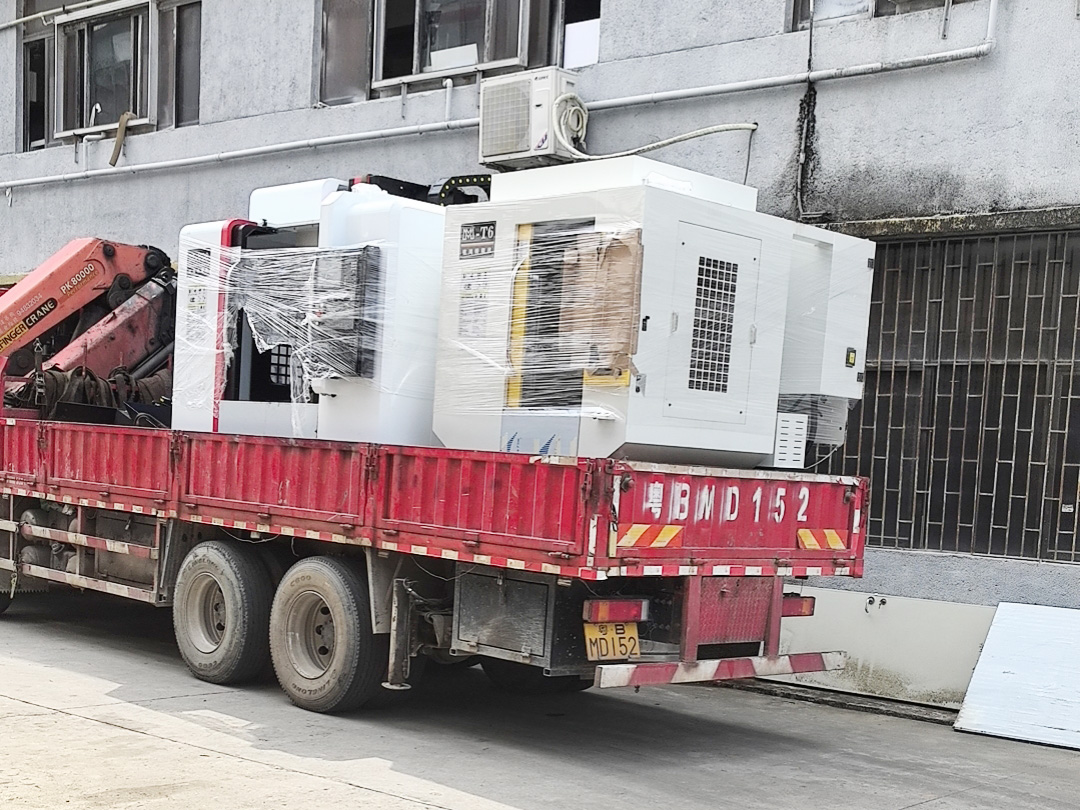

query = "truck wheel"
[269,556,384,713]
[0,592,10,617]
[173,541,273,685]
[480,658,593,695]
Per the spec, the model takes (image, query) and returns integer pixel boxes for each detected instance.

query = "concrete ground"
[0,591,1076,810]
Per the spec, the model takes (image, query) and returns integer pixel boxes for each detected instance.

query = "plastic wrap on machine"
[442,222,644,414]
[432,182,876,467]
[175,238,438,432]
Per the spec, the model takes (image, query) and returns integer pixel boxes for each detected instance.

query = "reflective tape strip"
[617,524,651,548]
[617,523,684,548]
[798,529,822,550]
[797,528,848,550]
[595,651,848,688]
[651,525,683,548]
[823,529,847,550]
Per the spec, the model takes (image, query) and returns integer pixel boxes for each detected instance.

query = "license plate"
[584,622,640,661]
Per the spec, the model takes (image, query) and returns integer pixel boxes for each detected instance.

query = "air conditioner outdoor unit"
[479,67,578,169]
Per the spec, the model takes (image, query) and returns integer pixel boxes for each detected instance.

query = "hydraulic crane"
[0,238,171,377]
[0,239,174,421]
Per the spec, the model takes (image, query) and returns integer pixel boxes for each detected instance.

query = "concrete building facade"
[1,0,1078,704]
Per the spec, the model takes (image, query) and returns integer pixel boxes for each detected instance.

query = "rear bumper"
[594,651,847,689]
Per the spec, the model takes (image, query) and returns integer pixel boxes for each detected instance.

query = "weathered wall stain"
[798,657,970,708]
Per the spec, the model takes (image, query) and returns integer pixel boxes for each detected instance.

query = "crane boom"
[0,239,169,376]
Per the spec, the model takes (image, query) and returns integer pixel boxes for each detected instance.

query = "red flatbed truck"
[0,408,865,710]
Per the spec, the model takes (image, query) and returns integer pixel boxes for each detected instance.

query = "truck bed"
[0,419,865,582]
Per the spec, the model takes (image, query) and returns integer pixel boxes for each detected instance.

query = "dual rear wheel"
[269,555,387,712]
[173,542,590,711]
[173,544,388,712]
[171,541,272,684]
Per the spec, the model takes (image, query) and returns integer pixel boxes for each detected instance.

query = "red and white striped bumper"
[594,651,847,689]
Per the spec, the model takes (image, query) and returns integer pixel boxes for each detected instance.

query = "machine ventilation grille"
[689,256,737,393]
[269,345,291,386]
[481,80,531,158]
[773,413,809,469]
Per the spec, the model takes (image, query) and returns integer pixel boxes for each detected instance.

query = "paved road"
[0,591,1075,810]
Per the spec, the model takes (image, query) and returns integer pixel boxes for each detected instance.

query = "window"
[21,0,56,151]
[158,2,202,127]
[55,1,153,136]
[792,0,871,28]
[23,36,55,150]
[357,1,572,93]
[792,0,973,29]
[374,0,541,86]
[24,1,198,143]
[320,0,371,105]
[561,0,599,69]
[876,0,974,14]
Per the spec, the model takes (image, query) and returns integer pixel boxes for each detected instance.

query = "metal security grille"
[689,256,738,393]
[822,231,1080,563]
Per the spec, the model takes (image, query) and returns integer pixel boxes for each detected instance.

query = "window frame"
[792,0,875,31]
[792,0,969,30]
[371,0,531,89]
[317,0,373,106]
[21,27,57,151]
[53,0,158,140]
[157,0,202,128]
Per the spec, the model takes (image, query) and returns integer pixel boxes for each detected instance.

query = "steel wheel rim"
[187,572,227,654]
[284,590,336,679]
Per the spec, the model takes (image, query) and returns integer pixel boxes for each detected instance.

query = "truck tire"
[0,592,10,617]
[173,541,273,685]
[269,556,384,713]
[480,658,594,695]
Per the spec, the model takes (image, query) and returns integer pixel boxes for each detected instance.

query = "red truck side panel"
[184,434,367,536]
[0,420,866,581]
[377,448,590,558]
[49,422,172,504]
[611,463,866,576]
[2,420,40,484]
